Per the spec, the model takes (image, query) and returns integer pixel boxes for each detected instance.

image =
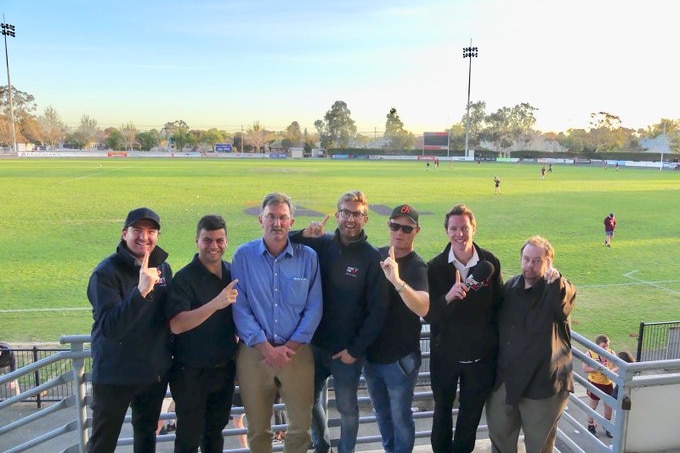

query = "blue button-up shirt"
[231,238,323,347]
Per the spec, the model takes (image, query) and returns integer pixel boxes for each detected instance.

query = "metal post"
[2,19,17,153]
[463,41,478,160]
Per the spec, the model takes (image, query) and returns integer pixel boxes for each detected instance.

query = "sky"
[3,0,678,135]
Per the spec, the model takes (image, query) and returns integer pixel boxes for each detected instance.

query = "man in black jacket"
[290,190,389,453]
[425,204,503,453]
[87,207,173,453]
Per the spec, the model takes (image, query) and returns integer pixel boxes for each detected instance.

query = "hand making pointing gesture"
[302,214,331,238]
[380,245,401,286]
[213,279,239,309]
[445,269,468,304]
[138,250,161,298]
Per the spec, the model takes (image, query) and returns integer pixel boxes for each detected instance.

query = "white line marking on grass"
[620,270,680,296]
[580,280,680,288]
[58,172,106,184]
[0,308,90,313]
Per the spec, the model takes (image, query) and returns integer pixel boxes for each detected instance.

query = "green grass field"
[1,157,678,353]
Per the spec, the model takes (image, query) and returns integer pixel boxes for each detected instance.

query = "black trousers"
[169,361,236,453]
[88,379,168,453]
[430,357,495,453]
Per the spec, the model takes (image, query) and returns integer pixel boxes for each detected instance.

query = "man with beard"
[87,207,172,453]
[232,192,322,453]
[291,190,389,453]
[486,235,576,453]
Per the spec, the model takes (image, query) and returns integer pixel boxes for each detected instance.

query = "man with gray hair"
[232,192,323,453]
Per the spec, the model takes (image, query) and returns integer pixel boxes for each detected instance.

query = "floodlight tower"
[463,41,478,160]
[2,19,17,153]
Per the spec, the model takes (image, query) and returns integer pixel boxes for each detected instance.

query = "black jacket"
[290,229,389,359]
[87,241,173,385]
[425,242,503,363]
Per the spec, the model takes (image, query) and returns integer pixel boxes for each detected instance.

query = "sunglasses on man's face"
[388,222,415,234]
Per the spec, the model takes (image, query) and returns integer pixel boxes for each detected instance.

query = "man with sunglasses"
[290,190,389,453]
[364,204,430,453]
[425,204,503,453]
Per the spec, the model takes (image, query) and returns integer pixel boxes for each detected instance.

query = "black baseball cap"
[124,207,161,230]
[390,204,419,225]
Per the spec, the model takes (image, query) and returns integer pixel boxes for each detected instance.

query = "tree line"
[1,86,677,153]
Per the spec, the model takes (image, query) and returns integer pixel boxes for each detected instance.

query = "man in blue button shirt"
[232,192,323,453]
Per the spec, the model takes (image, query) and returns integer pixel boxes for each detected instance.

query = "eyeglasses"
[338,209,366,220]
[263,214,291,223]
[388,222,415,234]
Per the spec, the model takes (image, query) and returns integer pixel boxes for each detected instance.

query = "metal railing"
[3,332,680,453]
[636,321,680,361]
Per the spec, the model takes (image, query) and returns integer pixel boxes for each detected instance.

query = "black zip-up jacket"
[425,242,503,363]
[290,229,388,359]
[87,241,173,385]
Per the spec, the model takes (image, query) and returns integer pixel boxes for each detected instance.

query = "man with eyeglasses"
[232,192,322,453]
[364,204,430,453]
[87,207,173,453]
[290,190,389,453]
[486,235,576,453]
[425,204,503,453]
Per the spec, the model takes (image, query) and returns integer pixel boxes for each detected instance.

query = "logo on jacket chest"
[345,266,360,278]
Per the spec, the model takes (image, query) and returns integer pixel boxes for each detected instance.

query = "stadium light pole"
[2,19,17,154]
[463,41,478,160]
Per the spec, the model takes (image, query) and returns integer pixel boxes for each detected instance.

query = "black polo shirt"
[165,254,238,368]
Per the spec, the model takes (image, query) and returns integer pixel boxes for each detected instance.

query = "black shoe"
[588,424,597,435]
[606,430,613,438]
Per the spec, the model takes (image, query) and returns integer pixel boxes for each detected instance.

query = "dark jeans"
[169,361,236,453]
[430,357,495,453]
[311,346,364,453]
[88,379,168,453]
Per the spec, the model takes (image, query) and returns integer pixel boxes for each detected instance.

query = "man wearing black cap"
[364,204,429,453]
[87,207,173,453]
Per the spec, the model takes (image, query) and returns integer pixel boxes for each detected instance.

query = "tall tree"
[458,101,486,149]
[120,122,137,151]
[77,115,100,149]
[589,112,623,152]
[0,86,38,146]
[282,121,303,150]
[163,120,190,151]
[384,107,415,150]
[38,106,67,147]
[201,128,226,151]
[104,127,123,150]
[316,100,357,148]
[137,129,161,151]
[246,121,266,152]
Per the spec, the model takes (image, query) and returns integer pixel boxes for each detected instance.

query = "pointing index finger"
[141,250,150,269]
[389,245,395,260]
[455,269,461,285]
[320,214,331,227]
[226,279,239,290]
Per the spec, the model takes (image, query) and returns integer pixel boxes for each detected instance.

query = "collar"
[257,237,294,259]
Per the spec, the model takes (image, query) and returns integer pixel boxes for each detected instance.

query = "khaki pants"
[237,343,314,453]
[486,383,569,453]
